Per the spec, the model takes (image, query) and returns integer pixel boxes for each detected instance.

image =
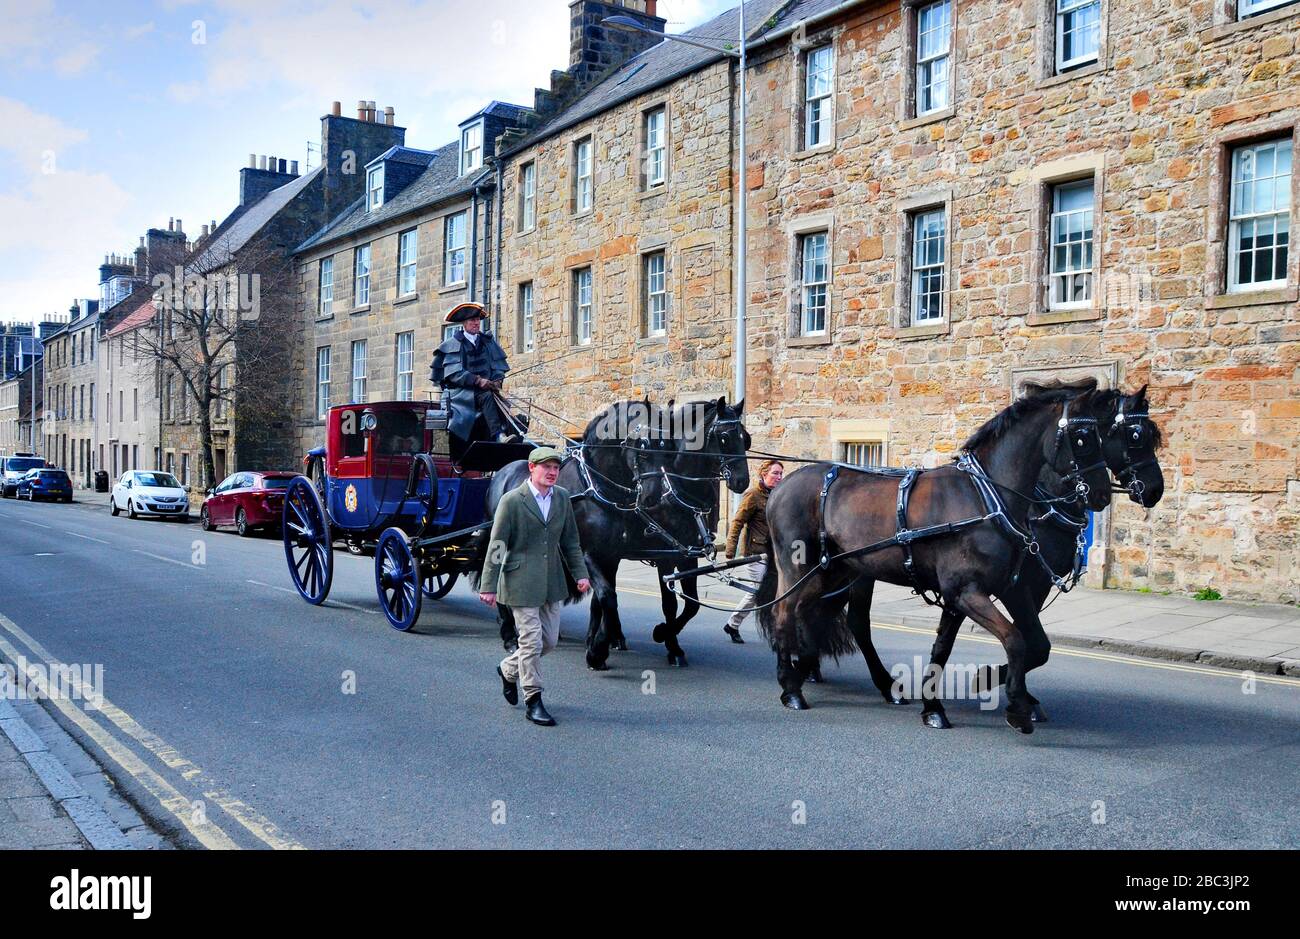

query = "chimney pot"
[168,217,174,231]
[385,106,395,125]
[279,158,287,173]
[249,153,257,167]
[331,100,342,116]
[290,160,299,174]
[211,219,216,230]
[176,218,182,234]
[357,100,366,120]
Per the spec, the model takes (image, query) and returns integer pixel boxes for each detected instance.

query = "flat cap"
[528,446,565,465]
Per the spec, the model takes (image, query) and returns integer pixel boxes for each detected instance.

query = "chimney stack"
[568,0,665,89]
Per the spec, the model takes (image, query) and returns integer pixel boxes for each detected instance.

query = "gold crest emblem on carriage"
[344,484,358,513]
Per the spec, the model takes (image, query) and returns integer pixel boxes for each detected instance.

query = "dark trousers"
[475,389,509,438]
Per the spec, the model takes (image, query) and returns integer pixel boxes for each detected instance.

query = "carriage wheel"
[406,453,439,538]
[283,476,334,604]
[421,568,459,600]
[376,528,423,631]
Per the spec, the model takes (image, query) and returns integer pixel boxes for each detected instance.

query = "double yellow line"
[0,611,304,850]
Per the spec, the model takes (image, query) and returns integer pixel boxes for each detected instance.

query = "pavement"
[0,493,1297,849]
[615,560,1300,677]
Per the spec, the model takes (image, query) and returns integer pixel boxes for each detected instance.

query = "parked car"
[110,470,190,520]
[16,468,73,502]
[2,454,46,498]
[201,471,295,536]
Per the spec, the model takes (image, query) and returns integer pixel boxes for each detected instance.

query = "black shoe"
[497,666,518,706]
[525,693,556,726]
[723,625,745,644]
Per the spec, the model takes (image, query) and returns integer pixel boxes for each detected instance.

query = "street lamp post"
[603,5,748,406]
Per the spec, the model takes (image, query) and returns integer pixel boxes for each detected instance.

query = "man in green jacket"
[480,446,590,726]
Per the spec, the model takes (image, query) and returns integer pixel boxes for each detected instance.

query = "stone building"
[41,300,100,485]
[289,101,531,455]
[0,359,41,458]
[493,0,1299,602]
[166,102,405,492]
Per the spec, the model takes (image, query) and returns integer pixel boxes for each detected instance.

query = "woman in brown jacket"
[722,459,783,642]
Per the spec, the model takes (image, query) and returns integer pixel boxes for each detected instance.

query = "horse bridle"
[1050,399,1108,505]
[1107,406,1158,500]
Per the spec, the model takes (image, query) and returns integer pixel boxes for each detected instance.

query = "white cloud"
[124,22,157,40]
[0,98,131,317]
[53,41,102,77]
[167,81,203,103]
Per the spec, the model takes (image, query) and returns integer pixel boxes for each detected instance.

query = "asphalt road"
[1,494,1297,849]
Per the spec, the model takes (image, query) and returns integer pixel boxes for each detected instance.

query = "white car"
[110,470,191,521]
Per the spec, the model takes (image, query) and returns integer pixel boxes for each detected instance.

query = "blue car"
[17,468,73,503]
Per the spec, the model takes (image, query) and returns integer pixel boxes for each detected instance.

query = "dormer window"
[461,122,483,175]
[367,165,384,212]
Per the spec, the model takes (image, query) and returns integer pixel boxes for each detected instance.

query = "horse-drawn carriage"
[280,399,532,630]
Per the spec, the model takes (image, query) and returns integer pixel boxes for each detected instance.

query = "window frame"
[797,230,830,337]
[803,44,835,149]
[519,161,537,231]
[316,346,331,420]
[398,228,418,296]
[644,107,667,188]
[915,0,953,117]
[366,165,384,212]
[1239,0,1297,17]
[518,281,535,354]
[643,250,668,337]
[1048,177,1097,310]
[350,339,367,404]
[395,331,414,401]
[461,121,483,175]
[319,257,334,317]
[444,212,467,286]
[572,267,593,346]
[1055,0,1102,73]
[353,244,371,308]
[1226,136,1292,293]
[574,136,594,214]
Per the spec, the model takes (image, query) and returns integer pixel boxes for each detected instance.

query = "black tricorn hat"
[445,301,487,324]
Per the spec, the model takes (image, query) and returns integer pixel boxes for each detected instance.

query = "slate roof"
[296,141,488,254]
[366,145,439,169]
[462,101,534,126]
[498,0,833,159]
[105,298,157,338]
[191,166,323,272]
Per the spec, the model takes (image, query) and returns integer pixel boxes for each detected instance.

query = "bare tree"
[136,232,296,488]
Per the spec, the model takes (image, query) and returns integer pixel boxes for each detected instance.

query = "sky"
[0,0,737,323]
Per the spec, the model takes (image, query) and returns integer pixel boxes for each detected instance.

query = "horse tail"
[815,600,859,661]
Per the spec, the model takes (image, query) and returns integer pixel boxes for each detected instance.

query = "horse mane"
[960,380,1098,452]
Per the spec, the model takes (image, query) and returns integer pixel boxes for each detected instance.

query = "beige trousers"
[499,601,563,698]
[727,560,767,629]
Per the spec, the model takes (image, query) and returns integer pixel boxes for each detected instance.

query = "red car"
[200,471,296,536]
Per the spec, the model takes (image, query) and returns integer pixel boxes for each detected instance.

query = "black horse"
[917,383,1165,728]
[645,397,752,666]
[476,396,751,670]
[755,384,1114,732]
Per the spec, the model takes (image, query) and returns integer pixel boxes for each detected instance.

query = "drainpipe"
[468,189,479,303]
[494,159,505,322]
[479,178,494,310]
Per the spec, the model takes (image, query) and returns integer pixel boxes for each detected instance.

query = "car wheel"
[236,508,250,537]
[200,506,214,531]
[128,500,138,519]
[110,497,120,516]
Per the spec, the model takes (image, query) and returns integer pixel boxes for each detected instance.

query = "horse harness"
[815,401,1105,607]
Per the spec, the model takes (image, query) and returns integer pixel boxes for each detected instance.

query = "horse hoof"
[921,710,952,729]
[1006,711,1034,734]
[1030,703,1048,723]
[651,622,668,643]
[671,653,688,668]
[503,640,518,653]
[780,692,810,710]
[886,691,910,706]
[611,637,628,652]
[586,654,610,671]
